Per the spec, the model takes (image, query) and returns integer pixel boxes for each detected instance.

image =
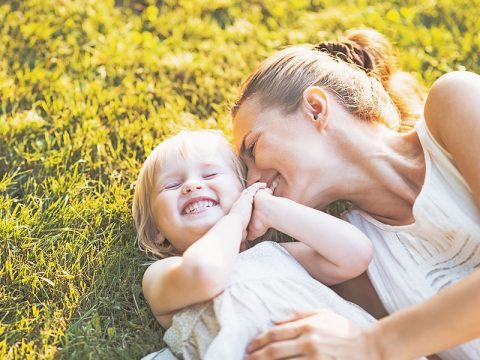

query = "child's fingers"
[243,182,266,198]
[251,182,267,191]
[259,187,273,195]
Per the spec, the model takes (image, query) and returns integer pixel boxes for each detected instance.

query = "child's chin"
[190,214,224,231]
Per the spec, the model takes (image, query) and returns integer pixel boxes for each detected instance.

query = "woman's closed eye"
[246,141,257,161]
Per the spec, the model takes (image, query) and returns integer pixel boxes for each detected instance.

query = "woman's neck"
[318,121,426,225]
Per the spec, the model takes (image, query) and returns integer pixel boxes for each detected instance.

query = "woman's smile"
[267,174,281,195]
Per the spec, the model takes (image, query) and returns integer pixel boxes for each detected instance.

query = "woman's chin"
[280,187,305,204]
[287,189,318,208]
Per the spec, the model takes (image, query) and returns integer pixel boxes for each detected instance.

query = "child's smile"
[151,154,243,252]
[182,197,219,215]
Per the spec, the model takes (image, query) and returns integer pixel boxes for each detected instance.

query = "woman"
[232,29,480,359]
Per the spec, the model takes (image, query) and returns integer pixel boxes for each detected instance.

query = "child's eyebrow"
[201,163,222,169]
[156,169,181,185]
[156,162,222,184]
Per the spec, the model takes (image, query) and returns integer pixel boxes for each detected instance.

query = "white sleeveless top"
[345,118,480,360]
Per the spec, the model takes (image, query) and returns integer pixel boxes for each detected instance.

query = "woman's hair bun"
[315,28,396,85]
[313,29,425,127]
[345,29,395,83]
[314,40,375,74]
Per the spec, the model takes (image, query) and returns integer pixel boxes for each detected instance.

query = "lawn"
[1,0,479,358]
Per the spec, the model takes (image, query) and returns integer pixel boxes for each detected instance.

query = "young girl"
[132,130,377,360]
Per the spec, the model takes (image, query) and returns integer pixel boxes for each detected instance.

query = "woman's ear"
[302,86,330,131]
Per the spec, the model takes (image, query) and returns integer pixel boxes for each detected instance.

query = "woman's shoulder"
[424,71,480,147]
[423,70,480,206]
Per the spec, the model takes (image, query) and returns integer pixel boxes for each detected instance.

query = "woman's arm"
[375,268,480,359]
[246,268,480,360]
[424,70,480,207]
[249,190,372,285]
[143,183,265,318]
[245,261,480,360]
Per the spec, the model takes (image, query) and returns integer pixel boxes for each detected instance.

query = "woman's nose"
[181,181,204,195]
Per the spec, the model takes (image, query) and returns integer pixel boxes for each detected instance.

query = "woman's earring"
[313,113,318,121]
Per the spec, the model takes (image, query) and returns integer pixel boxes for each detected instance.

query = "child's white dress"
[142,241,377,360]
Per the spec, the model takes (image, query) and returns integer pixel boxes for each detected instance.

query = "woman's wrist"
[366,319,417,360]
[363,324,386,360]
[256,193,282,229]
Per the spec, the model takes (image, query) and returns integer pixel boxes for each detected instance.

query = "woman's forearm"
[263,196,372,269]
[372,268,480,359]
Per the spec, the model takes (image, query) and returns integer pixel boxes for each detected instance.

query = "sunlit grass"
[1,0,479,358]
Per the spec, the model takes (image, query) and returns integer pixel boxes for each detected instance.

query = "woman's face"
[233,98,325,207]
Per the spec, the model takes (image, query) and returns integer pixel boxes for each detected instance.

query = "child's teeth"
[185,200,217,214]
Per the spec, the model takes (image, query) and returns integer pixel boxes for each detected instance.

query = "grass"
[1,0,479,358]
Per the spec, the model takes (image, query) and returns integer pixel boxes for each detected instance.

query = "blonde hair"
[232,29,425,132]
[132,130,246,258]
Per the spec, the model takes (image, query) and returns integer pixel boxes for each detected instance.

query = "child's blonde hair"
[132,130,246,258]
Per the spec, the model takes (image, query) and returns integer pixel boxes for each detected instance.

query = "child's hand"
[247,187,273,241]
[229,182,266,231]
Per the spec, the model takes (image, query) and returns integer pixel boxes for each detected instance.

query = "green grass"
[1,0,479,358]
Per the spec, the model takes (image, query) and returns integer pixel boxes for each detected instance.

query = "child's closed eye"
[203,173,219,179]
[164,182,181,190]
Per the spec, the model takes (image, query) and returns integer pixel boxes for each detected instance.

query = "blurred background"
[1,0,479,358]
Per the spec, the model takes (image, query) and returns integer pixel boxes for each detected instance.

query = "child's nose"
[181,181,204,195]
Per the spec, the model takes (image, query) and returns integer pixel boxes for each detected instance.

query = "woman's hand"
[247,187,273,241]
[246,309,381,360]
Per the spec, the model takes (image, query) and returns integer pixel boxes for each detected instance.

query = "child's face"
[151,153,244,252]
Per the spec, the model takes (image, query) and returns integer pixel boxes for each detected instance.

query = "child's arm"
[250,189,372,285]
[143,183,265,318]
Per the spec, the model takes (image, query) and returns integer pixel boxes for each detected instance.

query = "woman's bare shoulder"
[424,71,480,205]
[424,71,480,147]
